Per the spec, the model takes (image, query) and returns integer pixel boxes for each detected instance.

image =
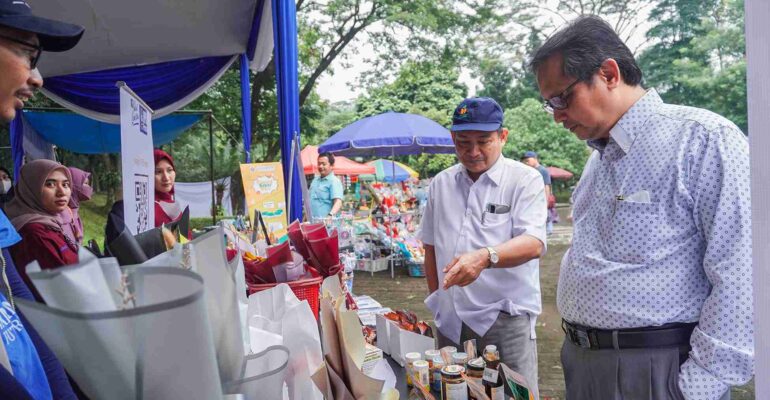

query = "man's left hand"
[443,249,489,289]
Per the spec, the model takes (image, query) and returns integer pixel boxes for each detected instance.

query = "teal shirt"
[309,172,344,219]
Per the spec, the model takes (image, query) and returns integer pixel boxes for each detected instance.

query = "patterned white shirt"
[557,90,753,399]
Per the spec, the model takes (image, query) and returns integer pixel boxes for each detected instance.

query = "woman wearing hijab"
[104,149,185,247]
[0,166,14,210]
[153,149,183,226]
[58,167,92,245]
[6,160,78,281]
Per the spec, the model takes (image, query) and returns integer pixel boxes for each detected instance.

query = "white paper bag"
[247,284,323,400]
[185,228,246,385]
[223,345,290,400]
[19,267,222,400]
[26,248,122,312]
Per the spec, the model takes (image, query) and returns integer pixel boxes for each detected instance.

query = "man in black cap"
[0,0,83,122]
[419,97,547,397]
[0,1,83,398]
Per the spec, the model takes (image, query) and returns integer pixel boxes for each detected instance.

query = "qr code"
[134,174,150,232]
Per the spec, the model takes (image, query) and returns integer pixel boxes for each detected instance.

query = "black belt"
[562,319,697,350]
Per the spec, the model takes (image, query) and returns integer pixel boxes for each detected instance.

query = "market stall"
[318,111,452,279]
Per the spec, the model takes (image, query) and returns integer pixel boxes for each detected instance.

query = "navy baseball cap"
[522,151,538,159]
[0,0,84,52]
[451,97,504,132]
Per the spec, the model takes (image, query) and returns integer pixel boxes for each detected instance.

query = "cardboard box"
[375,316,435,367]
[375,313,392,354]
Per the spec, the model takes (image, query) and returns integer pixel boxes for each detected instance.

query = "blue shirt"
[536,165,551,186]
[309,172,344,219]
[0,292,52,400]
[558,90,752,399]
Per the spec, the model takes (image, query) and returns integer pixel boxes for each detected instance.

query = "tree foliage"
[638,0,746,131]
[503,99,590,176]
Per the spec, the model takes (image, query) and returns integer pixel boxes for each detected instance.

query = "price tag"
[483,367,499,383]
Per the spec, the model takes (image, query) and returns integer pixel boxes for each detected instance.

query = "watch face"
[491,253,499,263]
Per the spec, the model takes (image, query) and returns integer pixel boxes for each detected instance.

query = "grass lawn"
[79,193,110,248]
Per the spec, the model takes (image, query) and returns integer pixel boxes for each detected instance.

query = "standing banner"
[240,162,288,240]
[118,82,155,234]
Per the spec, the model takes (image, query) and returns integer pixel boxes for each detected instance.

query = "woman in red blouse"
[6,160,78,286]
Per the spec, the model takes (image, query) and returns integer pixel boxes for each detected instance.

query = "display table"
[387,355,409,397]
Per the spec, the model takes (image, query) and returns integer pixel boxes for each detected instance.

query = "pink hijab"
[5,160,73,232]
[67,167,92,209]
[59,167,92,244]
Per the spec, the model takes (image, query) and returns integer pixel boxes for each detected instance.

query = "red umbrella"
[300,145,375,176]
[547,166,574,180]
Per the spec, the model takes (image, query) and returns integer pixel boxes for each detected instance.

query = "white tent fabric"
[33,0,273,77]
[250,0,274,72]
[174,178,233,218]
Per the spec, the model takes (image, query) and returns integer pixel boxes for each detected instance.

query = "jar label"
[445,382,468,400]
[482,367,499,383]
[416,368,430,387]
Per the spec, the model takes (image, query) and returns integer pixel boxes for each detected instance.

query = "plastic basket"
[355,256,390,273]
[247,269,323,319]
[407,262,424,277]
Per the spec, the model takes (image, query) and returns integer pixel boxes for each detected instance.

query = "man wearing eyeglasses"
[0,1,83,398]
[530,15,752,400]
[0,0,81,122]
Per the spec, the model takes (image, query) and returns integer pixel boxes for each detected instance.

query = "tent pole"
[209,112,216,224]
[287,135,297,221]
[391,147,396,279]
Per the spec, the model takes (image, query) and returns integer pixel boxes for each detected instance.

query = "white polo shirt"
[420,155,547,344]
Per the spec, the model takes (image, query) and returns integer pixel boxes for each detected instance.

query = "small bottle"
[405,352,423,388]
[425,350,440,387]
[465,357,486,400]
[413,360,430,389]
[441,365,468,400]
[431,356,445,393]
[452,352,468,366]
[482,345,504,400]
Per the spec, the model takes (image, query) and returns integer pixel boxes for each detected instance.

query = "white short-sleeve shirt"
[420,155,547,344]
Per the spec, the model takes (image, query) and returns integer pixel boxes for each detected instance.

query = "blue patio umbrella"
[317,111,455,157]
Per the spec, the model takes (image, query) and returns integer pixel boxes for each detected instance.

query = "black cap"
[451,97,504,132]
[0,0,84,52]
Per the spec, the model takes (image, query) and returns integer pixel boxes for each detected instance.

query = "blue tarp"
[22,111,203,154]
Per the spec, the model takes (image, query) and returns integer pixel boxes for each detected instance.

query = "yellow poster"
[240,162,288,239]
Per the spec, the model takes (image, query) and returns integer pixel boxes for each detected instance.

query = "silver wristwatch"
[485,246,499,268]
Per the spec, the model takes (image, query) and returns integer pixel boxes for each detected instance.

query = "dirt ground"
[353,206,755,399]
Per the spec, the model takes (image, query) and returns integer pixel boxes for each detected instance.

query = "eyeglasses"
[0,34,42,69]
[542,78,581,114]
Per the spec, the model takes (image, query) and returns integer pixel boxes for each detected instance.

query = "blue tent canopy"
[22,111,203,154]
[8,0,303,219]
[318,111,455,157]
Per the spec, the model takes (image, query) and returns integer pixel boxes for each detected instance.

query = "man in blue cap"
[419,97,547,397]
[0,1,83,398]
[521,151,554,235]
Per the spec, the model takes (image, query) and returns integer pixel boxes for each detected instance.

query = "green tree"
[639,0,746,131]
[356,59,467,119]
[354,58,467,178]
[503,98,590,176]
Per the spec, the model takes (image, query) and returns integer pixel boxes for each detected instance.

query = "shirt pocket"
[604,200,663,264]
[482,211,511,234]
